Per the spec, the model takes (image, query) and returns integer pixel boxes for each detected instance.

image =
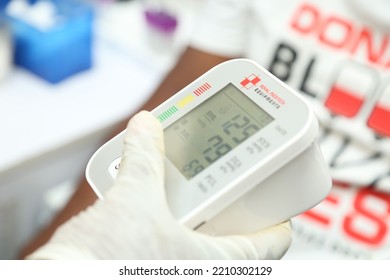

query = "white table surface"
[0,42,158,172]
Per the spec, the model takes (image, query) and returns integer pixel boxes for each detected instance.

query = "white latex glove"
[28,111,292,260]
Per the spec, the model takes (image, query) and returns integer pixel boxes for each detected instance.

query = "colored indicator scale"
[325,64,375,118]
[158,83,213,122]
[367,83,390,137]
[158,97,194,122]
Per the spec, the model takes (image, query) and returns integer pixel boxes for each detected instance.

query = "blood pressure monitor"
[86,59,332,235]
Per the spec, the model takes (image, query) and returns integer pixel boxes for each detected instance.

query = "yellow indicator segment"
[177,94,195,108]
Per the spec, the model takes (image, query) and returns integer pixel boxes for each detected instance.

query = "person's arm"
[18,47,233,258]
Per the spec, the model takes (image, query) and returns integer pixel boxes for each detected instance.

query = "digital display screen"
[164,83,274,179]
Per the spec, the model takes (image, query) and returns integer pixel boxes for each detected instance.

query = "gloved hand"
[28,111,292,260]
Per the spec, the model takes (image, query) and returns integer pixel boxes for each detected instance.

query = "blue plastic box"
[3,0,94,83]
[0,1,11,10]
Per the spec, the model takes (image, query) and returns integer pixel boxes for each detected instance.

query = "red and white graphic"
[324,64,376,118]
[286,183,390,259]
[193,82,211,96]
[367,83,390,137]
[240,74,261,89]
[300,183,390,249]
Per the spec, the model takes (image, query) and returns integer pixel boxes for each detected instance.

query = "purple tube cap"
[144,9,178,34]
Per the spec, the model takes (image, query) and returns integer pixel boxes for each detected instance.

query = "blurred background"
[0,0,203,259]
[1,0,390,260]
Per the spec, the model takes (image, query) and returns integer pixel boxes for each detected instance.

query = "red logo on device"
[240,74,261,89]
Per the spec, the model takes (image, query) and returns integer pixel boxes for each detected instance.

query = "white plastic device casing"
[86,59,332,235]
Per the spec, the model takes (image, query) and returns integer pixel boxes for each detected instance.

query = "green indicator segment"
[158,105,178,122]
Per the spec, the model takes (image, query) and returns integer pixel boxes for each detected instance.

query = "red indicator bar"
[194,82,211,96]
